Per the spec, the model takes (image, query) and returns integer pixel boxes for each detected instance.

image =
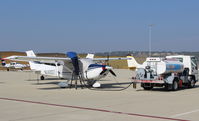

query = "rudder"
[127,55,140,70]
[26,50,37,70]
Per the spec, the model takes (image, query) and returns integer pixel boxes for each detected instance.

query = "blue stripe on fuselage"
[88,64,106,69]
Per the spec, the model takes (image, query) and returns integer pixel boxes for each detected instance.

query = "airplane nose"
[105,66,112,70]
[100,65,116,77]
[104,65,116,77]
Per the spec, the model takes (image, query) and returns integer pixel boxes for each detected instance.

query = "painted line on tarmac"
[0,97,189,121]
[171,109,199,118]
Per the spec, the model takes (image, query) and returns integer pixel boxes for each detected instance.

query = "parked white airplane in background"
[5,50,130,88]
[1,59,29,71]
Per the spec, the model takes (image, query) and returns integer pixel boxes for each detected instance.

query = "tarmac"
[0,69,199,121]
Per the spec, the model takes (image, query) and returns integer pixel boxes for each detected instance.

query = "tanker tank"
[155,59,184,75]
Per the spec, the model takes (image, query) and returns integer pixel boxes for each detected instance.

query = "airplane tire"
[87,80,96,87]
[40,75,45,80]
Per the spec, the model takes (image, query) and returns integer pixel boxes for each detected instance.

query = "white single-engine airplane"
[5,50,130,88]
[1,59,29,71]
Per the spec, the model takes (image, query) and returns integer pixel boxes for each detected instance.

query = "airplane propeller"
[109,69,116,77]
[104,53,116,76]
[100,69,107,75]
[105,53,110,66]
[100,65,116,77]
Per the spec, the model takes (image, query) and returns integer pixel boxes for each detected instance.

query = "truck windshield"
[172,58,183,62]
[191,57,198,70]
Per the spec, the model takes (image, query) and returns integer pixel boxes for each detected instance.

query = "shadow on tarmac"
[26,78,63,81]
[136,85,199,92]
[36,80,133,90]
[0,82,5,84]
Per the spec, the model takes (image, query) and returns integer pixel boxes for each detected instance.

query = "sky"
[0,0,199,53]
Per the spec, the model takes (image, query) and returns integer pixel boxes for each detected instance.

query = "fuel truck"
[127,55,198,91]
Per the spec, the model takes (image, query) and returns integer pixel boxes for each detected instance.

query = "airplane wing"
[5,56,71,63]
[5,56,74,73]
[92,57,131,61]
[5,55,130,61]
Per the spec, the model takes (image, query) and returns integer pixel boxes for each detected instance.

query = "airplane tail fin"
[26,50,37,70]
[26,50,36,57]
[86,54,94,59]
[127,55,140,70]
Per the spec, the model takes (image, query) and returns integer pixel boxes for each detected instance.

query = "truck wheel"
[40,75,45,80]
[188,79,196,88]
[165,84,173,91]
[172,80,178,91]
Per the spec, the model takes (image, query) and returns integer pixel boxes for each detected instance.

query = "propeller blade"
[100,69,107,75]
[109,69,116,77]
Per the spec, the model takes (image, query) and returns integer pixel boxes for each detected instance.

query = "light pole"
[148,24,154,57]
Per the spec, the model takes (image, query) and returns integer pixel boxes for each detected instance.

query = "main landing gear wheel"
[40,75,45,80]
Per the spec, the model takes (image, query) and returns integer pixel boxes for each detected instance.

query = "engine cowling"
[84,67,106,80]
